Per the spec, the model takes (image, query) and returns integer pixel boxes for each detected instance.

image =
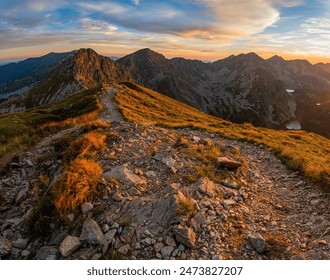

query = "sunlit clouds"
[0,0,329,63]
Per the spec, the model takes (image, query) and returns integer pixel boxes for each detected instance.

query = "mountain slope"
[117,49,330,135]
[0,48,131,113]
[0,51,74,101]
[116,82,329,183]
[315,63,330,74]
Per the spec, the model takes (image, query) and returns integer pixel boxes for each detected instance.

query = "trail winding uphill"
[0,88,329,260]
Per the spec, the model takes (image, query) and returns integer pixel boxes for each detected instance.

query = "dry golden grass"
[54,158,102,214]
[40,98,103,131]
[183,143,226,183]
[116,82,330,184]
[177,193,196,219]
[65,131,106,161]
[0,88,103,170]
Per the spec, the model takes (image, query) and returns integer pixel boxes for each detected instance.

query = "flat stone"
[186,177,216,198]
[153,152,178,174]
[165,236,177,247]
[81,202,94,214]
[12,238,28,250]
[172,248,180,257]
[105,229,117,241]
[222,199,236,208]
[161,246,175,260]
[104,164,147,186]
[21,250,30,258]
[173,225,196,248]
[15,187,29,204]
[26,159,34,167]
[217,157,242,169]
[145,171,157,178]
[221,186,239,198]
[0,237,11,257]
[59,235,81,257]
[247,232,269,254]
[79,219,104,245]
[35,246,58,260]
[154,242,164,252]
[117,244,131,256]
[49,229,69,246]
[191,212,206,231]
[222,180,238,189]
[102,224,110,233]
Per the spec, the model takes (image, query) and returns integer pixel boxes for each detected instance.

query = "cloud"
[271,0,305,8]
[74,0,281,42]
[0,0,328,62]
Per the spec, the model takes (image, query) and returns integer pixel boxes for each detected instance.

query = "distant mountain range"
[0,48,329,137]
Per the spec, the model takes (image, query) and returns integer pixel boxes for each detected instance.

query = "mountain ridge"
[0,48,329,137]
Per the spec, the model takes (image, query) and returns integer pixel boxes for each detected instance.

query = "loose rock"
[247,233,269,254]
[59,236,82,257]
[79,219,104,245]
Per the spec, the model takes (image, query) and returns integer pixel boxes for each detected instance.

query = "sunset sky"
[0,0,330,63]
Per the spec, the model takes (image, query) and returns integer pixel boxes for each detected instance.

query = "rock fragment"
[59,235,81,257]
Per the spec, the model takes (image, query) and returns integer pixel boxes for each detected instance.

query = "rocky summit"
[0,85,329,260]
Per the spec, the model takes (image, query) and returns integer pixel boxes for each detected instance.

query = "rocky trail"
[0,87,329,260]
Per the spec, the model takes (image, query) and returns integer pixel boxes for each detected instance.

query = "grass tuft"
[53,158,102,214]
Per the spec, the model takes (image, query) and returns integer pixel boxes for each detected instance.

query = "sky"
[0,0,330,63]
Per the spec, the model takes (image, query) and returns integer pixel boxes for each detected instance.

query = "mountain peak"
[238,52,263,62]
[130,48,166,60]
[268,55,285,63]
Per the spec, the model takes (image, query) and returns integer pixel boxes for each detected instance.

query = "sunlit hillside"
[115,82,330,184]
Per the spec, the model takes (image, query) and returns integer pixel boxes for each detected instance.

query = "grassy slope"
[115,82,330,184]
[0,88,102,163]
